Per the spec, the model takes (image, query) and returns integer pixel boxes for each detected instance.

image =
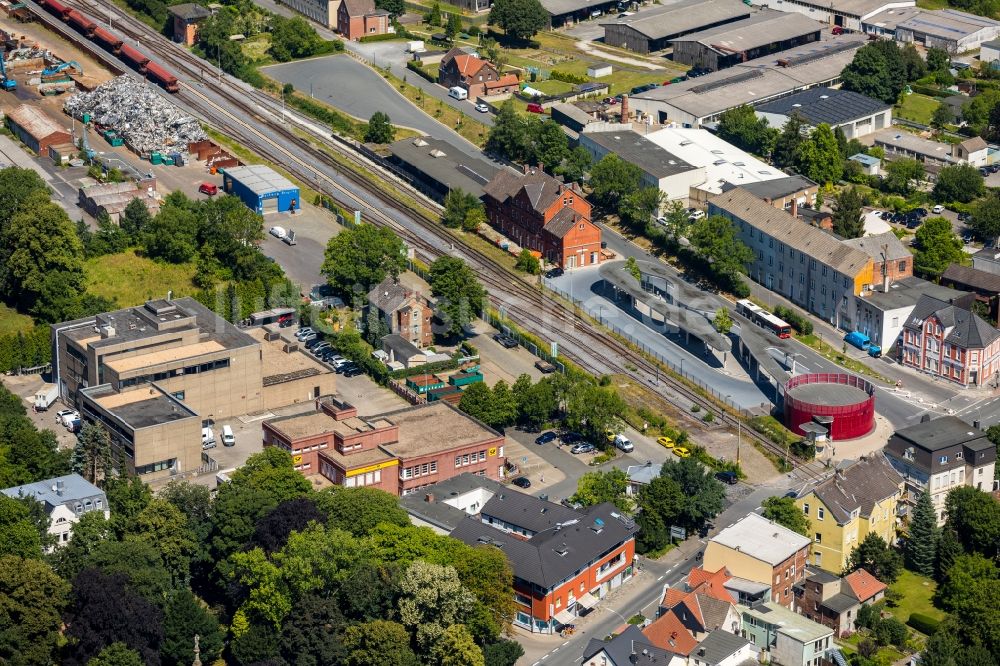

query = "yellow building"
[794,453,903,573]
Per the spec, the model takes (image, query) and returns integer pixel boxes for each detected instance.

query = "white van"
[448,86,468,100]
[222,425,236,447]
[202,427,216,449]
[614,434,634,453]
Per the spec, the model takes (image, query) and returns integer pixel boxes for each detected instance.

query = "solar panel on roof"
[690,68,763,94]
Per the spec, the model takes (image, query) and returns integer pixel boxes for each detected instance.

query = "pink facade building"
[900,295,1000,387]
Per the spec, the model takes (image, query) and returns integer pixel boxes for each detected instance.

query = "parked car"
[311,342,331,355]
[269,226,287,240]
[614,435,634,453]
[56,409,77,426]
[511,476,532,488]
[535,359,557,373]
[342,365,364,378]
[526,103,545,114]
[715,471,738,485]
[222,425,236,447]
[603,96,617,105]
[295,326,315,339]
[298,331,317,343]
[475,102,489,113]
[570,442,596,454]
[562,431,584,444]
[493,333,518,349]
[535,431,557,445]
[672,446,691,457]
[545,267,564,278]
[305,337,325,349]
[201,427,216,448]
[657,435,674,449]
[932,204,945,214]
[198,182,218,196]
[688,209,705,221]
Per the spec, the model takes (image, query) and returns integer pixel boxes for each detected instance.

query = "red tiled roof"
[661,588,687,608]
[643,611,698,656]
[843,569,887,603]
[486,73,519,89]
[452,53,487,77]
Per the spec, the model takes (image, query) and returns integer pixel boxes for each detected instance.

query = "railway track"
[47,0,822,478]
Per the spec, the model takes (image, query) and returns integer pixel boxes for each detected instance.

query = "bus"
[735,299,792,339]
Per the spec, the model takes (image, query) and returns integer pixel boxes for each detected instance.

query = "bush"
[360,33,405,43]
[907,613,941,636]
[406,60,436,83]
[790,438,816,461]
[550,69,589,84]
[773,305,813,335]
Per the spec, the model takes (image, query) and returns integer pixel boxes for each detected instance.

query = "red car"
[832,26,844,35]
[198,182,218,196]
[603,96,618,105]
[526,103,545,114]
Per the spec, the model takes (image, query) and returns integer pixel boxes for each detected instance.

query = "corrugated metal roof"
[600,0,751,41]
[6,104,68,141]
[225,164,298,196]
[671,11,823,53]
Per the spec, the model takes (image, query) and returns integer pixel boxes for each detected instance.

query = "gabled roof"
[643,609,700,656]
[168,3,211,20]
[341,0,376,17]
[961,136,988,152]
[941,263,1000,294]
[441,47,493,78]
[800,453,903,524]
[755,87,891,126]
[368,277,421,314]
[486,74,519,89]
[843,569,887,603]
[482,169,584,217]
[544,206,582,239]
[902,294,1000,349]
[583,625,676,666]
[841,231,911,263]
[693,630,752,665]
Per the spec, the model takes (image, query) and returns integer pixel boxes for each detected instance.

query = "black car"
[337,362,358,375]
[715,471,738,485]
[511,477,532,488]
[561,431,583,444]
[279,318,295,328]
[342,365,363,378]
[493,333,518,349]
[958,212,971,221]
[305,337,324,349]
[535,431,557,445]
[546,267,564,279]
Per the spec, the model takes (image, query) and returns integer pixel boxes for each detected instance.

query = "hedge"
[388,357,460,380]
[773,305,813,335]
[550,70,590,85]
[360,33,406,43]
[406,60,436,83]
[907,613,940,635]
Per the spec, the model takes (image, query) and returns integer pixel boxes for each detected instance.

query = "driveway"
[261,55,485,155]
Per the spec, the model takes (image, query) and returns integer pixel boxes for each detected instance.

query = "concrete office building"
[277,0,339,28]
[670,11,823,72]
[756,0,915,33]
[1,474,109,549]
[755,87,892,139]
[709,188,874,327]
[894,8,1000,53]
[52,298,334,479]
[600,0,752,54]
[223,164,301,214]
[629,36,866,127]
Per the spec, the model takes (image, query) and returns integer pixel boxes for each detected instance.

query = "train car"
[119,44,149,73]
[40,0,71,20]
[735,299,792,338]
[145,61,179,93]
[92,26,123,54]
[66,9,96,37]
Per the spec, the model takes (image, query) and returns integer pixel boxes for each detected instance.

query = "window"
[939,455,948,464]
[815,533,822,543]
[803,503,809,515]
[817,507,824,520]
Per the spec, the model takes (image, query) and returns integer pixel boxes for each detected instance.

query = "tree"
[133,498,195,585]
[365,111,396,144]
[773,113,805,169]
[688,215,753,282]
[432,624,484,666]
[104,476,151,539]
[625,256,641,281]
[445,12,461,41]
[484,639,524,666]
[555,146,592,184]
[0,555,70,666]
[841,40,907,104]
[279,592,348,665]
[588,153,642,210]
[713,307,732,335]
[338,562,401,622]
[936,552,998,610]
[313,486,409,538]
[442,189,480,229]
[0,167,49,235]
[160,590,224,666]
[971,190,1000,246]
[85,538,173,603]
[939,556,1000,655]
[426,1,442,25]
[513,376,558,430]
[934,164,984,203]
[660,457,725,531]
[846,533,903,583]
[570,469,631,513]
[883,158,925,195]
[398,560,474,650]
[158,481,213,580]
[927,46,950,73]
[63,568,164,666]
[831,187,865,239]
[429,256,486,337]
[901,43,926,81]
[489,0,547,42]
[458,381,517,429]
[251,496,327,553]
[321,224,407,293]
[931,104,953,132]
[935,526,963,584]
[636,475,685,553]
[86,643,143,666]
[463,205,486,232]
[343,620,420,666]
[120,198,153,239]
[717,105,777,157]
[515,249,541,274]
[564,382,627,437]
[375,0,405,17]
[761,496,810,536]
[795,123,842,185]
[620,187,665,232]
[944,486,1000,558]
[485,101,528,162]
[0,494,42,559]
[914,217,965,280]
[528,120,569,171]
[142,203,199,264]
[905,491,939,577]
[74,424,114,485]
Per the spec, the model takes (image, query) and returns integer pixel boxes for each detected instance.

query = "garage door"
[262,197,279,214]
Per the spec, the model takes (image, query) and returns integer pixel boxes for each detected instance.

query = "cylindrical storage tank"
[93,27,123,53]
[119,44,150,73]
[782,373,875,440]
[145,61,179,93]
[67,10,96,37]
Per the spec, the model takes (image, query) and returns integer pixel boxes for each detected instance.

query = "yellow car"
[673,447,691,458]
[605,430,617,442]
[657,436,674,449]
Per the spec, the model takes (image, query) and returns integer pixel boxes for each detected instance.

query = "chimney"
[523,163,529,174]
[538,162,544,173]
[790,198,798,218]
[425,492,434,503]
[620,94,629,121]
[54,480,65,496]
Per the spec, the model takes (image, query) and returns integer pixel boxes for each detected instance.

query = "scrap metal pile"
[64,75,206,155]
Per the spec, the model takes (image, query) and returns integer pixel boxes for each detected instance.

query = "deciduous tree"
[883,158,924,195]
[365,111,396,144]
[934,164,984,203]
[935,526,962,584]
[489,0,548,41]
[86,643,143,666]
[660,457,725,531]
[772,113,805,169]
[717,104,777,157]
[251,497,327,553]
[971,190,1000,246]
[846,533,902,583]
[944,486,1000,558]
[343,619,420,666]
[761,496,810,535]
[0,555,70,666]
[915,217,965,280]
[571,469,631,513]
[398,560,474,650]
[432,624,484,666]
[588,153,642,210]
[313,486,409,538]
[794,123,841,185]
[636,475,684,553]
[321,223,407,293]
[0,494,42,559]
[841,40,907,104]
[688,215,753,283]
[429,256,486,336]
[485,101,528,162]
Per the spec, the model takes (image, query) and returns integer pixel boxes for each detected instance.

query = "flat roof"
[600,0,750,41]
[735,175,818,201]
[388,136,500,196]
[225,164,298,196]
[896,8,1000,40]
[380,402,500,458]
[633,36,865,120]
[710,513,812,565]
[670,11,823,53]
[92,385,199,429]
[786,381,869,407]
[861,276,966,312]
[743,602,833,642]
[582,130,700,178]
[246,328,332,384]
[755,87,891,126]
[645,127,783,193]
[874,129,958,163]
[777,0,914,19]
[862,6,922,31]
[105,340,226,373]
[320,445,395,470]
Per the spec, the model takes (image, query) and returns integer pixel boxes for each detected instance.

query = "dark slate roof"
[383,334,423,361]
[583,625,675,666]
[582,131,699,179]
[480,486,580,532]
[823,592,861,614]
[801,453,903,524]
[693,630,752,665]
[892,415,993,453]
[342,0,376,16]
[168,3,211,20]
[388,136,499,196]
[451,502,638,589]
[368,277,413,314]
[902,294,1000,349]
[481,169,582,215]
[755,87,891,125]
[941,263,1000,294]
[399,473,506,531]
[806,568,841,585]
[733,175,818,202]
[544,206,580,239]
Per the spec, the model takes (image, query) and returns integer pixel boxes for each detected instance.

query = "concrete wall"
[262,372,337,410]
[278,0,338,28]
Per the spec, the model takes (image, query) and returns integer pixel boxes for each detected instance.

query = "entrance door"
[262,197,279,214]
[567,255,577,269]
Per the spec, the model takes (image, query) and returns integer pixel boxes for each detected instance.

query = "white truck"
[33,384,58,412]
[407,40,425,53]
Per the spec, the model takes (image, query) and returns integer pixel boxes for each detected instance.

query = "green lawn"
[0,304,34,337]
[896,93,941,125]
[85,250,197,307]
[888,569,946,624]
[916,0,950,8]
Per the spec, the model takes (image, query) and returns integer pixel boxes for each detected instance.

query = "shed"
[586,64,612,78]
[405,373,446,393]
[448,370,483,387]
[5,104,71,156]
[222,164,300,214]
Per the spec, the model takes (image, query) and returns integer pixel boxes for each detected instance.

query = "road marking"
[658,575,665,581]
[553,647,559,653]
[533,662,540,666]
[563,641,570,647]
[541,655,549,661]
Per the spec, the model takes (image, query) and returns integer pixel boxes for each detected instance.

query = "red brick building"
[368,277,434,349]
[482,168,601,269]
[167,3,211,46]
[438,48,501,97]
[262,396,505,494]
[337,0,389,41]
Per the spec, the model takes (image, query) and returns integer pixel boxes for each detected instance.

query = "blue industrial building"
[222,164,300,214]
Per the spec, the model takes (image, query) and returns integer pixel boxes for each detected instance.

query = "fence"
[480,309,566,375]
